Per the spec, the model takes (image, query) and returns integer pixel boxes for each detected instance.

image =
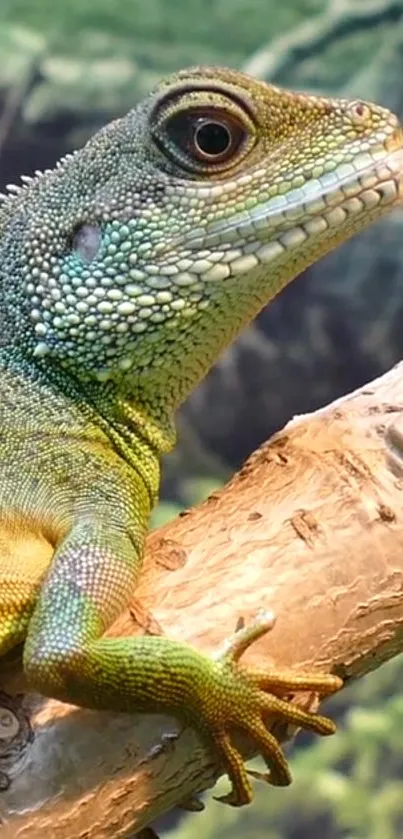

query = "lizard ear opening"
[70,224,102,263]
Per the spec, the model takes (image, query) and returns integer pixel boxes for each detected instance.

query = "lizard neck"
[0,350,173,505]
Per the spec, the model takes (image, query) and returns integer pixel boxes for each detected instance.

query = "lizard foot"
[198,611,342,807]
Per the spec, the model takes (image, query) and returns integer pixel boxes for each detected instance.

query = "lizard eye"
[165,110,245,166]
[71,224,101,262]
[194,119,232,158]
[151,89,257,175]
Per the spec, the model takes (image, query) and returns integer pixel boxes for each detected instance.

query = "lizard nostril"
[352,102,365,118]
[346,100,372,127]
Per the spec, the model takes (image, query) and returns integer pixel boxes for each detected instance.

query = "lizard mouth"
[181,142,403,258]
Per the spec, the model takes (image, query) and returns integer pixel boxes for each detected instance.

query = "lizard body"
[0,66,402,806]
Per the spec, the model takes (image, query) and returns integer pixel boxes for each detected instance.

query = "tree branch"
[2,361,403,838]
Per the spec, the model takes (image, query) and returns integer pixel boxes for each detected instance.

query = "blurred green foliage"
[1,0,322,50]
[0,0,323,129]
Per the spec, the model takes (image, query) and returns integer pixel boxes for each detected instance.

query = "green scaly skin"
[0,66,402,806]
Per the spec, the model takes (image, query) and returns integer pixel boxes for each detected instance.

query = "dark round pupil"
[194,120,231,157]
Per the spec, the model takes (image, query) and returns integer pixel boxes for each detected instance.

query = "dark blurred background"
[1,1,403,837]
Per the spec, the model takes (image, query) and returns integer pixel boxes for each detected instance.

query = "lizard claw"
[203,612,342,806]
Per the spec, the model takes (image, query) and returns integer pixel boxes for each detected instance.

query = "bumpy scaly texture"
[0,66,402,806]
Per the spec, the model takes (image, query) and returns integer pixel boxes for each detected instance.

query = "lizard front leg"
[23,505,341,806]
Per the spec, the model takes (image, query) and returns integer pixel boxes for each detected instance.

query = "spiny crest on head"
[0,151,78,208]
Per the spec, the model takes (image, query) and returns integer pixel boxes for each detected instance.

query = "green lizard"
[0,65,402,808]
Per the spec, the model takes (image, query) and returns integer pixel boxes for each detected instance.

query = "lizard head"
[1,66,402,411]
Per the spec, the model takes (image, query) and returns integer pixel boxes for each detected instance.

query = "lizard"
[0,65,402,808]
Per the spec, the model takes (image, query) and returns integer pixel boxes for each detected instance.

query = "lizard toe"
[212,730,254,807]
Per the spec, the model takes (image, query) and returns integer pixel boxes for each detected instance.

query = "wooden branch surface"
[1,362,403,838]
